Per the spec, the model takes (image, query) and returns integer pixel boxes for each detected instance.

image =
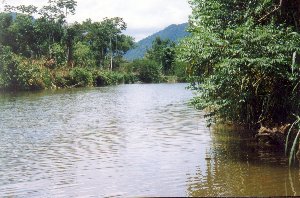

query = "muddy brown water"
[0,83,299,197]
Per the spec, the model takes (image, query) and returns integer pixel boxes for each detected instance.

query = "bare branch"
[258,0,283,23]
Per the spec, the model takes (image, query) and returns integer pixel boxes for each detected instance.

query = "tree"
[102,17,127,70]
[146,37,176,75]
[9,14,36,57]
[78,17,133,69]
[0,1,133,70]
[0,12,14,48]
[131,59,162,83]
[73,41,95,67]
[4,4,38,15]
[56,0,77,17]
[65,25,76,66]
[178,0,300,127]
[38,0,77,21]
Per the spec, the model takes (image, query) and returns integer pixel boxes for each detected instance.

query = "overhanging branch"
[258,0,283,23]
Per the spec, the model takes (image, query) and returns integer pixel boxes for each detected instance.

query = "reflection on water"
[187,127,300,197]
[0,84,299,197]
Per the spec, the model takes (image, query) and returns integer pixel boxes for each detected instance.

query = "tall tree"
[0,1,134,69]
[56,0,77,17]
[79,17,133,69]
[102,17,127,70]
[178,0,300,126]
[146,37,176,75]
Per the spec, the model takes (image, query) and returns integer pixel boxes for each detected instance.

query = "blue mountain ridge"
[124,23,189,61]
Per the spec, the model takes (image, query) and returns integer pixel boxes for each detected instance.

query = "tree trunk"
[110,37,113,71]
[67,44,74,67]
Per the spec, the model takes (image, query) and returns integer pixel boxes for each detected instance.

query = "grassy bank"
[0,56,135,91]
[0,50,187,92]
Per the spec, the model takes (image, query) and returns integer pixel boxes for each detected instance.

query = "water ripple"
[1,84,297,197]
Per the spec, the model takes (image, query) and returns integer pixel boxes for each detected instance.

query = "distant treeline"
[0,0,188,91]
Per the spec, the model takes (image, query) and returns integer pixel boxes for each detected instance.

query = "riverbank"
[0,55,187,92]
[214,122,300,166]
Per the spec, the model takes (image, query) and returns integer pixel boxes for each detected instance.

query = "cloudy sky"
[2,0,191,41]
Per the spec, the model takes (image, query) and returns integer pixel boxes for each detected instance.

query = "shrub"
[0,46,16,90]
[173,61,188,82]
[51,43,66,67]
[131,59,162,83]
[178,0,300,127]
[69,67,93,87]
[0,48,52,91]
[106,72,124,85]
[123,73,138,84]
[15,59,52,90]
[93,70,134,86]
[74,42,96,67]
[54,74,69,88]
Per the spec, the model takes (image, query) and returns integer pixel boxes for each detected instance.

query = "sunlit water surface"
[0,83,299,197]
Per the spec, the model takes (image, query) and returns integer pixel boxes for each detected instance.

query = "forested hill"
[124,23,189,60]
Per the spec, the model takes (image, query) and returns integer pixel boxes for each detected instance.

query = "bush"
[15,59,52,90]
[53,74,69,88]
[0,48,52,91]
[51,43,66,67]
[130,59,162,83]
[69,67,93,87]
[123,73,138,84]
[93,70,135,86]
[173,61,188,82]
[74,42,96,67]
[118,62,134,73]
[107,72,124,85]
[0,46,16,90]
[180,23,300,126]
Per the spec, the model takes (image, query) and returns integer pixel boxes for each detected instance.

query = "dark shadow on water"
[186,125,300,197]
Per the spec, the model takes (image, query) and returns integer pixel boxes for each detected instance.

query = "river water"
[0,83,299,197]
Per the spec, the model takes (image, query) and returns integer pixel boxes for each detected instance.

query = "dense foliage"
[0,1,190,89]
[121,36,189,83]
[130,59,162,83]
[0,9,134,68]
[0,45,137,90]
[179,0,300,128]
[146,37,176,75]
[0,0,138,90]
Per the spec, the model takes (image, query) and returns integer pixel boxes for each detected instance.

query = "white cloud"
[2,0,191,41]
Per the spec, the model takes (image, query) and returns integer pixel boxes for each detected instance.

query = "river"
[0,83,299,197]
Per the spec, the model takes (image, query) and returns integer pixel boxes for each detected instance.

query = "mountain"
[124,23,189,61]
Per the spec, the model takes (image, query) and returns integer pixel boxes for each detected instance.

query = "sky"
[2,0,191,41]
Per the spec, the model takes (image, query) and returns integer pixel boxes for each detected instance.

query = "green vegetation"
[123,36,189,83]
[0,0,140,91]
[178,0,300,161]
[146,37,176,75]
[130,59,162,83]
[286,117,300,165]
[179,0,300,127]
[124,23,189,61]
[0,45,137,90]
[0,1,189,91]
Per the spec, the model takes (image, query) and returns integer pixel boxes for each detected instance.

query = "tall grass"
[285,116,300,165]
